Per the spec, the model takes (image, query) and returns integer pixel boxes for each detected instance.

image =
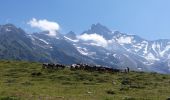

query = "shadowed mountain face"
[0,24,94,64]
[0,24,40,61]
[65,31,77,40]
[0,23,170,73]
[82,23,113,39]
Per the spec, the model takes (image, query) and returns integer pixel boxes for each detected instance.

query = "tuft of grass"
[106,89,115,95]
[0,96,20,100]
[123,96,136,100]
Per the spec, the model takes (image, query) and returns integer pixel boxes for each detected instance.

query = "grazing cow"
[48,63,54,69]
[42,63,129,74]
[107,67,114,73]
[58,64,65,69]
[112,68,121,73]
[70,64,77,70]
[53,64,65,69]
[42,63,65,70]
[42,63,48,69]
[166,97,170,100]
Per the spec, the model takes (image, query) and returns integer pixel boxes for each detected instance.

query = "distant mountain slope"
[0,24,46,61]
[65,23,170,73]
[0,23,170,73]
[0,24,94,64]
[30,32,95,64]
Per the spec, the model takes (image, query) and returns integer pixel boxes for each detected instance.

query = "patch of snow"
[5,28,11,32]
[76,47,96,56]
[90,43,102,46]
[124,54,129,58]
[134,49,139,52]
[38,38,49,44]
[76,46,97,56]
[76,47,88,55]
[124,48,130,52]
[138,68,142,70]
[83,43,102,47]
[160,45,170,57]
[152,42,159,56]
[55,37,60,39]
[27,35,35,41]
[143,61,154,65]
[132,46,141,52]
[106,53,110,56]
[141,41,148,44]
[143,41,148,54]
[64,36,79,42]
[133,44,143,49]
[156,43,161,51]
[145,53,159,61]
[113,54,117,57]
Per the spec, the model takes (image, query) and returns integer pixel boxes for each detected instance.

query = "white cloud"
[28,18,60,36]
[77,33,108,47]
[117,36,133,44]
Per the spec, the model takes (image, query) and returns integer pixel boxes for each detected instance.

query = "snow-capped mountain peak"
[82,23,113,39]
[1,23,170,73]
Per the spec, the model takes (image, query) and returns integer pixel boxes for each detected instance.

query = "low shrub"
[106,89,115,95]
[121,78,131,85]
[31,72,42,76]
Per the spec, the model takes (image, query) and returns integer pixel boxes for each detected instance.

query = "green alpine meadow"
[0,61,170,100]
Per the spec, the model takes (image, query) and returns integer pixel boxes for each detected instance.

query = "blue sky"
[0,0,170,40]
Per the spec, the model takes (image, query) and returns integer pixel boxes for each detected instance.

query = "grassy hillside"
[0,61,170,100]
